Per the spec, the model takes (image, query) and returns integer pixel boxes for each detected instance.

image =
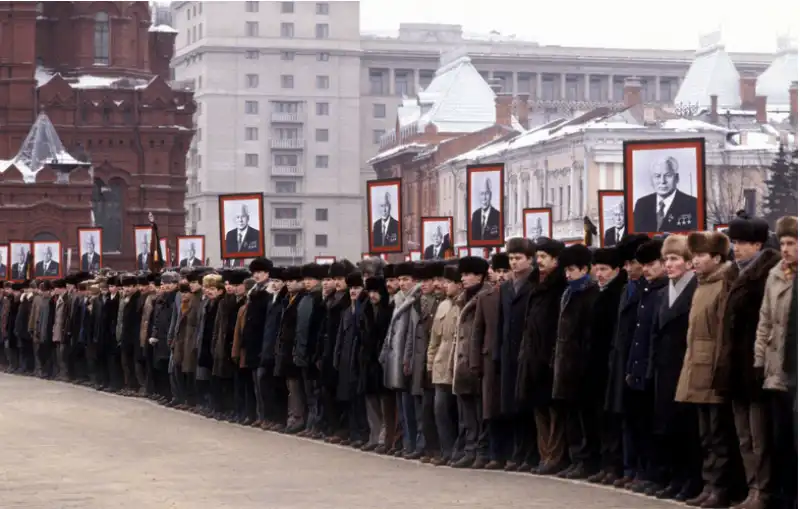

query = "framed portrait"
[8,241,31,281]
[160,238,170,267]
[466,163,505,247]
[597,190,626,247]
[33,240,62,279]
[218,193,265,259]
[457,246,469,258]
[0,244,8,280]
[133,225,153,271]
[713,223,729,232]
[77,227,103,272]
[409,250,422,261]
[624,138,706,235]
[177,235,205,269]
[522,207,553,241]
[315,256,336,265]
[420,216,453,260]
[367,178,403,254]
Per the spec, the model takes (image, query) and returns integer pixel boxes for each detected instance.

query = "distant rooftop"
[673,30,742,109]
[756,35,798,108]
[362,23,537,44]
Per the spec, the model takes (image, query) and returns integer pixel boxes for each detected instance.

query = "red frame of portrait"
[0,244,8,281]
[366,178,403,254]
[133,225,153,270]
[466,163,505,248]
[713,223,729,232]
[218,193,266,260]
[597,190,625,247]
[32,240,63,280]
[177,235,206,265]
[77,227,104,270]
[8,241,32,282]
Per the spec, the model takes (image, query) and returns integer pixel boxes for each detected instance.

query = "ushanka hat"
[160,271,179,284]
[301,263,328,280]
[393,262,414,278]
[635,239,664,265]
[534,237,565,259]
[505,237,535,257]
[777,216,798,239]
[120,274,138,287]
[283,266,303,281]
[442,265,461,283]
[249,257,273,274]
[458,256,489,276]
[491,252,510,271]
[592,247,621,268]
[383,263,395,279]
[202,273,224,290]
[328,260,355,278]
[428,260,445,279]
[688,231,730,259]
[223,270,249,285]
[558,244,592,269]
[618,234,650,262]
[268,267,285,281]
[345,271,363,288]
[53,279,68,289]
[365,276,386,293]
[661,234,691,260]
[727,217,770,244]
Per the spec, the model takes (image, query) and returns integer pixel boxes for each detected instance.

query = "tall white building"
[171,2,773,262]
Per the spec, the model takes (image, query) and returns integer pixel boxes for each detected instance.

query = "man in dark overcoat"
[149,271,179,402]
[240,258,273,425]
[273,267,306,433]
[257,267,287,430]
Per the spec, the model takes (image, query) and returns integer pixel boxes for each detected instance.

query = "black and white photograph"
[78,227,103,272]
[218,193,265,259]
[177,235,205,268]
[522,208,552,242]
[367,178,402,253]
[420,216,453,260]
[598,191,626,247]
[33,241,62,279]
[467,163,504,247]
[625,138,706,234]
[134,226,152,271]
[315,256,336,265]
[0,244,7,280]
[9,242,31,281]
[160,238,170,266]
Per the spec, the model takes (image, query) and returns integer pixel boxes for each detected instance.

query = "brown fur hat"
[505,237,535,257]
[661,234,691,260]
[688,231,730,259]
[776,216,798,239]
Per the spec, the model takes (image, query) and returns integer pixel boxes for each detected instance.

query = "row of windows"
[244,21,330,39]
[274,233,329,248]
[244,101,329,115]
[241,128,330,142]
[249,2,329,14]
[186,2,203,19]
[274,207,329,222]
[186,23,203,45]
[244,154,329,168]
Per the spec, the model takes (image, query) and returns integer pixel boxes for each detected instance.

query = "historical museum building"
[0,1,193,269]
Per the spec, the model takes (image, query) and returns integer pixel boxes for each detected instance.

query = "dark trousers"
[652,428,702,488]
[456,393,484,459]
[120,343,138,390]
[697,403,736,492]
[256,364,285,423]
[70,343,89,382]
[184,373,197,406]
[302,369,322,432]
[20,338,35,373]
[57,342,71,380]
[434,385,459,459]
[488,418,513,462]
[153,360,171,399]
[623,388,655,480]
[234,368,256,420]
[4,344,19,371]
[415,388,437,455]
[599,412,624,476]
[344,396,369,441]
[169,361,185,403]
[769,389,797,508]
[566,402,601,470]
[732,397,771,494]
[36,341,55,377]
[380,392,399,450]
[105,347,123,391]
[88,343,106,386]
[534,404,566,467]
[399,391,416,452]
[210,376,234,413]
[321,382,345,436]
[512,412,539,466]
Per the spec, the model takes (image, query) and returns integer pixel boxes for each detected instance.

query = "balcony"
[271,165,304,177]
[271,111,305,123]
[271,218,302,229]
[270,246,305,259]
[270,138,305,150]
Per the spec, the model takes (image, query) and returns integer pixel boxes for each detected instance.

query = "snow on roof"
[673,32,741,109]
[34,67,152,89]
[149,24,178,34]
[756,36,798,108]
[366,142,428,165]
[660,118,730,133]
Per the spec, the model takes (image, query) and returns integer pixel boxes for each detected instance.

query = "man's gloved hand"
[149,337,158,345]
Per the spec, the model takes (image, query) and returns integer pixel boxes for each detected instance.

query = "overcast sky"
[360,0,798,53]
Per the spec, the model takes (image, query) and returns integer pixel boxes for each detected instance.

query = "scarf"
[668,271,695,307]
[561,273,592,310]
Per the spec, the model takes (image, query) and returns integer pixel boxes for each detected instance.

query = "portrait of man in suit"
[528,217,544,241]
[34,245,60,277]
[632,154,698,232]
[371,191,399,248]
[470,176,501,242]
[81,235,101,271]
[137,239,149,271]
[423,224,451,260]
[179,242,202,268]
[11,245,28,280]
[603,201,626,247]
[224,203,261,254]
[0,249,6,279]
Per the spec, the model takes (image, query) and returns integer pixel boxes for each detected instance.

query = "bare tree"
[705,151,770,225]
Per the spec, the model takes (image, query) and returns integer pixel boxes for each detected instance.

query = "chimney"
[495,93,513,126]
[623,77,642,108]
[755,95,767,124]
[710,94,719,124]
[740,75,757,109]
[516,94,530,129]
[790,81,798,128]
[148,28,178,82]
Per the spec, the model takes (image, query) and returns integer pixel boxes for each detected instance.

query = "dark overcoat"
[334,296,368,401]
[294,286,326,377]
[274,290,306,378]
[212,293,244,378]
[242,285,271,370]
[408,293,439,396]
[357,290,392,395]
[260,289,286,367]
[604,278,644,414]
[470,285,501,419]
[625,276,668,391]
[496,269,536,416]
[584,272,627,402]
[321,291,350,387]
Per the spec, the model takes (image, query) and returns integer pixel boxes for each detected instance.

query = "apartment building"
[171,1,774,261]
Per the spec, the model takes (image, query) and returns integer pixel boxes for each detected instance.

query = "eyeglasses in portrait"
[78,227,103,272]
[467,164,505,247]
[177,235,205,268]
[219,193,265,259]
[367,178,402,253]
[421,216,453,260]
[597,191,626,247]
[33,241,62,279]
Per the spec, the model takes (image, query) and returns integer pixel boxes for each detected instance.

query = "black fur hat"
[108,275,120,286]
[534,237,565,259]
[618,234,650,262]
[365,276,386,293]
[728,218,769,244]
[328,261,349,278]
[283,266,303,281]
[428,261,445,279]
[136,274,149,286]
[443,265,460,283]
[414,262,436,280]
[269,267,285,281]
[592,247,621,268]
[301,263,328,280]
[491,252,511,271]
[383,263,395,279]
[393,262,414,278]
[505,237,535,257]
[458,256,489,276]
[185,270,202,283]
[558,244,592,269]
[345,271,363,288]
[225,270,249,285]
[120,274,138,287]
[249,257,273,274]
[635,239,664,265]
[53,278,67,289]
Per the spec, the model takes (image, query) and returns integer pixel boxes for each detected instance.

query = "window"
[245,1,259,12]
[197,128,202,141]
[92,178,123,252]
[273,101,299,113]
[280,22,294,38]
[744,189,757,217]
[315,208,328,221]
[541,77,556,101]
[394,71,410,96]
[281,2,294,13]
[315,155,329,168]
[192,25,197,43]
[281,75,294,89]
[94,12,110,65]
[316,102,329,115]
[315,2,329,14]
[567,184,572,216]
[197,75,203,88]
[274,207,298,219]
[317,52,330,62]
[245,50,260,60]
[198,2,202,14]
[245,100,259,114]
[565,77,580,101]
[315,129,329,142]
[372,104,386,118]
[245,127,259,141]
[613,78,625,102]
[245,154,259,167]
[192,4,196,15]
[198,23,203,39]
[246,74,259,88]
[274,127,300,139]
[372,129,384,144]
[315,234,328,247]
[274,233,297,247]
[246,21,259,37]
[369,69,386,95]
[316,76,330,89]
[274,154,298,166]
[187,8,190,20]
[589,76,606,102]
[275,181,297,193]
[280,51,294,61]
[315,23,329,39]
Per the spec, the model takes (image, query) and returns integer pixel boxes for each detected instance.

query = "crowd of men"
[0,214,797,509]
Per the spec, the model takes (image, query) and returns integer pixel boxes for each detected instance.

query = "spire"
[6,113,90,182]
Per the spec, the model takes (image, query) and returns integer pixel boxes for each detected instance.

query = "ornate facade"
[0,1,193,270]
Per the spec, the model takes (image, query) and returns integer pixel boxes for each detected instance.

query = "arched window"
[94,12,110,65]
[92,178,123,252]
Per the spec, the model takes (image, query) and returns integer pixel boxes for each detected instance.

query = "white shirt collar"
[657,190,677,215]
